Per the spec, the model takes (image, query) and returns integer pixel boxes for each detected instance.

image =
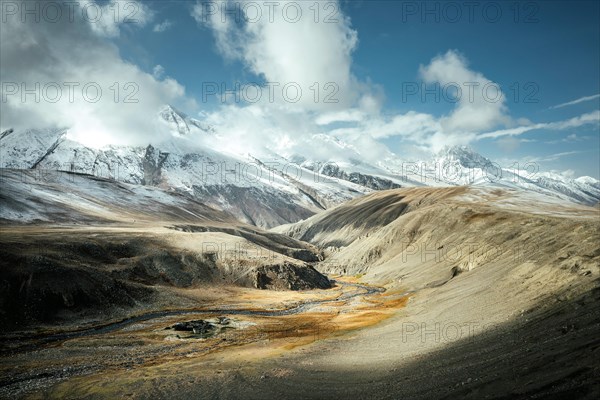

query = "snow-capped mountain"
[1,107,598,229]
[0,108,374,228]
[423,146,600,205]
[287,142,600,206]
[159,105,215,137]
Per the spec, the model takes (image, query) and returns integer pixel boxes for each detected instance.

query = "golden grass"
[41,284,410,398]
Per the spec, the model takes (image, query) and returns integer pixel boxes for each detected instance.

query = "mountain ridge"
[1,108,599,229]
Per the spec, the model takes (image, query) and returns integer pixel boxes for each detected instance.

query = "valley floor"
[0,273,408,398]
[1,182,599,399]
[2,271,597,399]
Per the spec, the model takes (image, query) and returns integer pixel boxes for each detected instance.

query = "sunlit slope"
[274,186,600,292]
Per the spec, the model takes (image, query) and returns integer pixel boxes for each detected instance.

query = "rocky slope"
[0,169,331,331]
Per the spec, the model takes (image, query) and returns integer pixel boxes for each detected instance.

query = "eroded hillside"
[0,169,330,332]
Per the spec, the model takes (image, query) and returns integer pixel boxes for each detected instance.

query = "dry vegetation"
[1,175,599,398]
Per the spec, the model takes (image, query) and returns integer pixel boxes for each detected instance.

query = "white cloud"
[191,2,527,157]
[153,20,173,33]
[365,112,440,140]
[83,0,153,38]
[419,50,510,133]
[314,49,598,156]
[153,65,166,79]
[545,133,591,144]
[192,0,376,112]
[528,151,585,162]
[188,0,394,162]
[554,169,576,178]
[477,110,600,140]
[315,110,366,125]
[201,103,317,157]
[549,94,600,109]
[317,50,514,153]
[496,136,536,152]
[318,50,512,152]
[0,1,193,148]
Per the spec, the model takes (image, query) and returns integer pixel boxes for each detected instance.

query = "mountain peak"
[160,104,186,118]
[435,145,490,167]
[159,105,214,136]
[575,176,600,186]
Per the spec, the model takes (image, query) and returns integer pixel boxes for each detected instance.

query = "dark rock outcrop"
[142,145,169,186]
[319,164,401,191]
[171,320,214,334]
[253,263,331,291]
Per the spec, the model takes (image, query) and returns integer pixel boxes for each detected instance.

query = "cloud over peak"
[0,0,193,148]
[192,0,373,112]
[419,50,510,134]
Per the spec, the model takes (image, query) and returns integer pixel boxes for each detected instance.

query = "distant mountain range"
[1,105,598,228]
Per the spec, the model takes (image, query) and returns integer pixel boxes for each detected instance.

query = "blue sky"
[117,0,600,177]
[2,1,599,178]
